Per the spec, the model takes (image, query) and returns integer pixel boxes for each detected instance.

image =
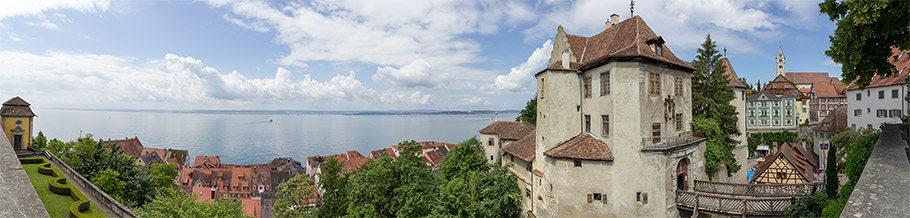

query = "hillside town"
[1,1,908,218]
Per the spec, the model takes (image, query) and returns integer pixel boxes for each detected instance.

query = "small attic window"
[646,36,666,56]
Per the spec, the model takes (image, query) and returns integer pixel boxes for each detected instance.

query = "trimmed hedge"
[19,158,103,218]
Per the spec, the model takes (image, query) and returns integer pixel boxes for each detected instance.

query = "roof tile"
[544,133,613,161]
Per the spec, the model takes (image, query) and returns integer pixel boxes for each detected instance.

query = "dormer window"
[646,36,665,56]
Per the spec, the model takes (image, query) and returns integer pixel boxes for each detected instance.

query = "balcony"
[641,131,705,152]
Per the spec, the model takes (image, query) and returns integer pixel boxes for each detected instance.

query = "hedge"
[19,158,103,218]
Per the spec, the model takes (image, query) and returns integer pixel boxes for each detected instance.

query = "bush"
[785,192,828,217]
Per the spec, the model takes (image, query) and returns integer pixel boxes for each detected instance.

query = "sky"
[0,0,842,111]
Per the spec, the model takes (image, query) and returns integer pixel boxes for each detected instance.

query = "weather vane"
[630,0,635,17]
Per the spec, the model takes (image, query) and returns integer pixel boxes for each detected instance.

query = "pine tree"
[691,34,741,178]
[826,143,838,198]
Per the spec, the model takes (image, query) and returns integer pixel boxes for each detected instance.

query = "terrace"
[641,131,705,152]
[19,157,105,218]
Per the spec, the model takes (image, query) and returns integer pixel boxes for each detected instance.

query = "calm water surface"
[33,109,517,165]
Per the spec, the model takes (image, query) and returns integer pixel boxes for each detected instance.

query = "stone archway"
[676,158,689,190]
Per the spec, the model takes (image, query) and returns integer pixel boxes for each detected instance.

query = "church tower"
[776,47,786,76]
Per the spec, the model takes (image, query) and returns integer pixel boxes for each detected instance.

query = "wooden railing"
[693,180,822,197]
[676,190,795,216]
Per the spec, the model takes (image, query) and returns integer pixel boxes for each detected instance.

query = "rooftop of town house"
[812,107,847,133]
[479,121,534,139]
[423,146,449,166]
[811,81,846,98]
[541,15,694,73]
[195,155,221,168]
[784,72,837,85]
[847,47,910,90]
[750,143,817,183]
[102,137,144,157]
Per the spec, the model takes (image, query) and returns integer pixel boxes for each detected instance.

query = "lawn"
[22,162,106,218]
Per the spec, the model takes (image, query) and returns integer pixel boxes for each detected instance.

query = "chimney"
[610,14,620,27]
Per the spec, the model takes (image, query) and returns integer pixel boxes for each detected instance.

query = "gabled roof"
[785,72,836,85]
[423,146,449,166]
[847,47,910,90]
[813,107,847,133]
[722,58,747,88]
[140,152,164,165]
[501,131,536,162]
[543,16,694,73]
[749,143,816,183]
[195,155,221,169]
[792,141,819,169]
[747,90,780,101]
[0,97,36,117]
[418,141,457,150]
[544,132,614,161]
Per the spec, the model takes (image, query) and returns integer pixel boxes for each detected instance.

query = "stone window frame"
[878,90,885,99]
[601,115,609,137]
[893,89,899,99]
[889,109,901,118]
[584,114,591,133]
[856,93,862,101]
[674,76,684,96]
[675,113,683,131]
[573,160,582,167]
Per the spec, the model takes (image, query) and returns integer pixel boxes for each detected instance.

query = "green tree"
[691,34,741,178]
[137,186,249,218]
[515,97,537,124]
[313,157,348,217]
[31,131,47,150]
[819,0,910,88]
[271,174,316,217]
[46,134,157,208]
[692,117,740,180]
[826,140,838,198]
[822,131,880,217]
[91,168,125,199]
[345,141,437,217]
[148,163,178,190]
[785,192,828,218]
[433,138,520,217]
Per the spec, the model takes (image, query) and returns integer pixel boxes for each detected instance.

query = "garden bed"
[20,158,105,218]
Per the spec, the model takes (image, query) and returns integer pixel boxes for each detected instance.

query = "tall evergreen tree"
[826,143,838,198]
[691,34,741,178]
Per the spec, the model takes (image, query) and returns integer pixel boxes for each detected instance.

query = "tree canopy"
[819,0,910,88]
[515,97,537,124]
[137,186,249,218]
[271,174,317,217]
[691,34,741,178]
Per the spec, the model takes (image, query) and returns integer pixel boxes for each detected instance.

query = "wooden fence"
[693,180,822,197]
[676,190,795,216]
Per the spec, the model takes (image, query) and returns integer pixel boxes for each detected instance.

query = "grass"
[22,162,106,218]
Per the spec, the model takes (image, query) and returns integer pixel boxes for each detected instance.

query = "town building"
[746,90,800,132]
[179,156,306,218]
[101,137,189,166]
[774,48,842,123]
[809,81,848,122]
[479,121,536,212]
[749,143,818,184]
[1,96,36,150]
[721,58,750,183]
[478,121,535,163]
[760,74,811,125]
[812,107,846,171]
[531,14,706,217]
[846,47,910,129]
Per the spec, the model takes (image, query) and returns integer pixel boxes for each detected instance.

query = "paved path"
[0,139,50,217]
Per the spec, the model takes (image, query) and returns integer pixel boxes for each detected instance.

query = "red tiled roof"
[847,47,910,90]
[195,155,221,169]
[479,121,535,140]
[369,148,397,160]
[532,169,544,177]
[0,96,36,117]
[749,143,816,183]
[785,72,836,85]
[722,58,747,88]
[813,107,847,133]
[544,16,694,72]
[342,157,368,172]
[423,147,449,166]
[501,131,535,162]
[418,141,457,150]
[544,133,613,161]
[103,137,144,157]
[240,197,261,218]
[812,81,844,98]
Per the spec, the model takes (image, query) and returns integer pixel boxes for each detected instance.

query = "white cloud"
[460,96,488,106]
[26,21,58,29]
[221,14,268,32]
[204,0,534,88]
[482,40,552,93]
[0,0,109,20]
[8,36,22,41]
[0,51,433,109]
[373,59,445,88]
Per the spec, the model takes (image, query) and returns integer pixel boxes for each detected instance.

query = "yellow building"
[796,99,810,124]
[1,97,36,150]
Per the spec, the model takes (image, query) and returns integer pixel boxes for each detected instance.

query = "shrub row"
[19,158,102,218]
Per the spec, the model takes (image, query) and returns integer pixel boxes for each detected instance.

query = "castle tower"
[1,97,36,150]
[777,47,786,76]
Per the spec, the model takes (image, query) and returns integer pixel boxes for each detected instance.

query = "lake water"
[33,109,518,165]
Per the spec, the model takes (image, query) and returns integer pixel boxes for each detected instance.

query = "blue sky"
[0,0,841,111]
